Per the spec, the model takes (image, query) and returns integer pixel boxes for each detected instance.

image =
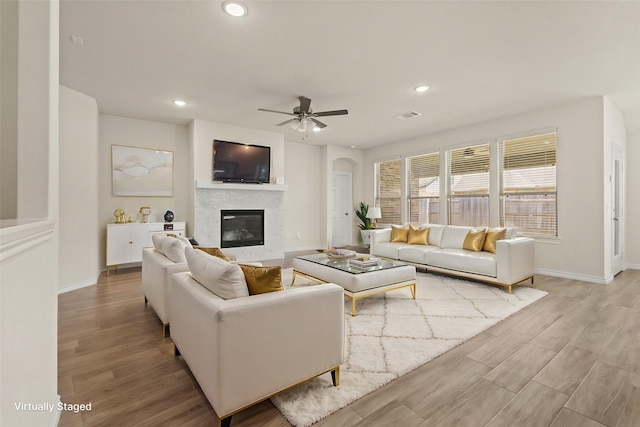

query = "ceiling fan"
[258,96,348,132]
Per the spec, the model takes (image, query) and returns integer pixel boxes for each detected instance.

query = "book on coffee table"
[348,257,381,268]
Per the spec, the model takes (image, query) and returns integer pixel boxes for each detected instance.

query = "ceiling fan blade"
[258,108,295,116]
[310,118,327,128]
[298,96,312,114]
[312,109,349,117]
[275,118,298,126]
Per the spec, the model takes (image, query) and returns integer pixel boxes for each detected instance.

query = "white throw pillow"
[185,247,249,299]
[176,235,192,248]
[153,234,192,257]
[152,233,167,254]
[162,237,189,263]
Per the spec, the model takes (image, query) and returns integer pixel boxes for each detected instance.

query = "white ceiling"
[60,1,640,149]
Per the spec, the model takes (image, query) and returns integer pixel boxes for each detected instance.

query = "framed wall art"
[112,145,174,197]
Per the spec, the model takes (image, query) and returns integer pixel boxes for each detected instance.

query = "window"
[499,131,557,236]
[448,143,490,226]
[408,152,440,224]
[374,159,402,224]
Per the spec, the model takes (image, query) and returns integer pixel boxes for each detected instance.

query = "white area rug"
[273,269,547,427]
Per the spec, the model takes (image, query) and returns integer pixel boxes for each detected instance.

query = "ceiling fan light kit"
[259,96,348,134]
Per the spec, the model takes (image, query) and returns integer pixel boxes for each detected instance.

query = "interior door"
[332,171,352,248]
[612,147,624,275]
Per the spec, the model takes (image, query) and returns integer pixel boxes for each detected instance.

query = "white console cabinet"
[106,222,185,274]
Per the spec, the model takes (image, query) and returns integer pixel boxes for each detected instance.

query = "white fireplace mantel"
[196,181,287,192]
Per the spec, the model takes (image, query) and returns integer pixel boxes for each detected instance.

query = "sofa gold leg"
[331,367,340,386]
[163,323,170,338]
[507,285,512,294]
[290,271,297,286]
[410,283,416,299]
[351,298,357,317]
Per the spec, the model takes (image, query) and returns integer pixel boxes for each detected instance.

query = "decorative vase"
[164,210,174,222]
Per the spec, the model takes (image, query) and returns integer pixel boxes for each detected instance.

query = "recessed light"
[415,85,430,93]
[222,1,248,17]
[173,100,187,107]
[350,145,356,149]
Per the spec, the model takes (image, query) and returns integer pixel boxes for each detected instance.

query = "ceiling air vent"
[395,111,422,120]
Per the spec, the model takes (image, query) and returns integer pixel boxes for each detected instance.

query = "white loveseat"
[370,225,534,292]
[141,234,254,336]
[170,268,344,427]
[141,247,190,336]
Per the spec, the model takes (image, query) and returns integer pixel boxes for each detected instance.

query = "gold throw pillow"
[390,225,409,243]
[462,229,487,252]
[194,246,231,262]
[483,228,506,254]
[407,225,430,245]
[239,265,284,295]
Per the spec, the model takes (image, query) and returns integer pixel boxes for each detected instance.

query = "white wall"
[0,0,59,425]
[0,0,18,219]
[364,97,608,283]
[284,141,324,250]
[98,115,189,269]
[627,132,640,268]
[59,86,100,291]
[16,0,53,219]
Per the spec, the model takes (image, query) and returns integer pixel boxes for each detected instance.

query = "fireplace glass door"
[220,210,265,248]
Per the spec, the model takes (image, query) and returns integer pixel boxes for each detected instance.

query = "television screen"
[212,140,271,183]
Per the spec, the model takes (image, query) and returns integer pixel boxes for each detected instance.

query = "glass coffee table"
[292,253,416,316]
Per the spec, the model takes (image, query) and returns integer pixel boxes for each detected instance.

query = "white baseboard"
[49,395,61,427]
[534,268,609,285]
[58,277,98,294]
[625,264,640,270]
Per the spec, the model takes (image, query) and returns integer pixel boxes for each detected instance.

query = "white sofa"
[141,247,190,336]
[170,270,344,427]
[370,225,534,292]
[142,237,259,336]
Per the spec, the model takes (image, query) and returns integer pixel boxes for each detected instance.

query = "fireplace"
[220,209,264,248]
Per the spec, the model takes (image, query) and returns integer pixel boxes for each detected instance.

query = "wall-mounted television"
[212,140,271,184]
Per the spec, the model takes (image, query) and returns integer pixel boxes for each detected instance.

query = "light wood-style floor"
[58,259,640,427]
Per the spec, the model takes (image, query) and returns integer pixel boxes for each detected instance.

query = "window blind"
[375,159,402,224]
[408,152,440,224]
[499,132,557,236]
[448,143,490,226]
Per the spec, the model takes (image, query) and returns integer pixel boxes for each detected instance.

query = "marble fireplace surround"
[194,181,287,261]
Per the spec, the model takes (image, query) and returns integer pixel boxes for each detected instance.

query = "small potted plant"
[355,202,374,245]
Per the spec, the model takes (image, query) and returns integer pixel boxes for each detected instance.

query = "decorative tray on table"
[324,249,356,259]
